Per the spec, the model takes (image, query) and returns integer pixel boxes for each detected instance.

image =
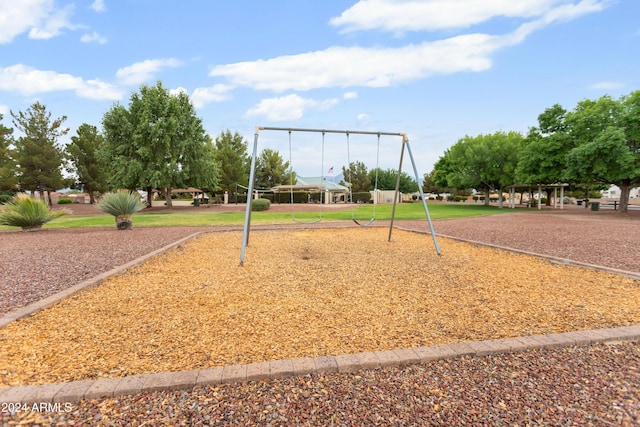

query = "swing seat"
[293,217,321,225]
[352,218,375,227]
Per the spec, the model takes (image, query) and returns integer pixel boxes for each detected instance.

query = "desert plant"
[57,198,72,204]
[0,194,68,231]
[98,190,144,230]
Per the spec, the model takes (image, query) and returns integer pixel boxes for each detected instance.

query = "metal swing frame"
[239,126,441,266]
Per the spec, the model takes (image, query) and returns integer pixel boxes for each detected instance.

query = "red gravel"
[1,205,639,425]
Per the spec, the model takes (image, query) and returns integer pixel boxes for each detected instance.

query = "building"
[601,185,640,200]
[272,177,349,204]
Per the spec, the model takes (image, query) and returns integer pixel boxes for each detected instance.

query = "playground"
[1,221,639,387]
[1,128,639,423]
[1,206,639,424]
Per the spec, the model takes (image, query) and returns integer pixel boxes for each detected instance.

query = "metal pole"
[388,137,406,242]
[405,138,441,255]
[239,130,260,266]
[260,126,403,138]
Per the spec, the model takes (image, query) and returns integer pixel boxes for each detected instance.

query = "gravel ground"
[1,206,639,425]
[400,207,640,274]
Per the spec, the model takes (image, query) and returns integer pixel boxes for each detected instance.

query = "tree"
[422,171,437,194]
[0,114,17,192]
[11,102,68,205]
[254,148,291,189]
[369,168,418,193]
[563,92,640,213]
[565,94,639,212]
[517,105,572,205]
[213,130,249,194]
[431,150,460,196]
[101,81,219,208]
[66,124,108,204]
[342,161,370,192]
[437,132,523,207]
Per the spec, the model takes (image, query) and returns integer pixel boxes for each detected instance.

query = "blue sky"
[1,0,638,178]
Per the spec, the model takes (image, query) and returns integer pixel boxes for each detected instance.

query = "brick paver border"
[0,326,638,405]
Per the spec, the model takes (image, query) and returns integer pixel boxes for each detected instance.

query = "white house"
[601,185,640,200]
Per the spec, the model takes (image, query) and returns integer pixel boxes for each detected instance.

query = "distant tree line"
[5,82,634,211]
[0,81,419,207]
[426,90,640,213]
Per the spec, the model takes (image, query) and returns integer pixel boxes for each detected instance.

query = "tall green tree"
[101,81,219,208]
[437,131,523,207]
[213,129,249,194]
[0,114,17,192]
[517,105,572,205]
[431,150,460,195]
[564,92,640,212]
[254,148,291,189]
[342,161,370,192]
[66,123,108,204]
[11,102,68,205]
[368,168,418,193]
[422,170,460,197]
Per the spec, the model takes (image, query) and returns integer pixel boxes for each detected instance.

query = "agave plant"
[98,190,144,230]
[0,194,68,231]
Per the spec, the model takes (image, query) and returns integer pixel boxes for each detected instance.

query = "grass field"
[48,203,512,229]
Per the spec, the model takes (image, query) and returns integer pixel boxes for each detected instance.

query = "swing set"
[239,126,440,266]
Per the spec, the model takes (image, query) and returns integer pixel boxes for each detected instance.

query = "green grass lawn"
[0,203,514,230]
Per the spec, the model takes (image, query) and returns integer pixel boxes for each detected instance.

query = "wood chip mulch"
[1,228,638,388]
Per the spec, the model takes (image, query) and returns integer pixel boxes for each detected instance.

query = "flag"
[328,166,334,174]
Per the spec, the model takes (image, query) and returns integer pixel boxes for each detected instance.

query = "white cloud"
[115,58,182,85]
[90,0,106,12]
[80,31,107,44]
[0,0,79,43]
[0,64,122,100]
[502,0,611,46]
[191,84,234,108]
[343,91,358,100]
[211,1,608,93]
[356,113,372,127]
[212,35,496,92]
[245,94,339,122]
[329,0,606,33]
[0,105,9,116]
[588,81,625,90]
[170,86,189,96]
[28,3,77,40]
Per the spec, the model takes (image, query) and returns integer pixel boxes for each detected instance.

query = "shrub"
[0,194,68,231]
[57,198,72,204]
[0,194,12,205]
[273,192,308,204]
[252,198,270,211]
[352,192,371,203]
[98,190,144,230]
